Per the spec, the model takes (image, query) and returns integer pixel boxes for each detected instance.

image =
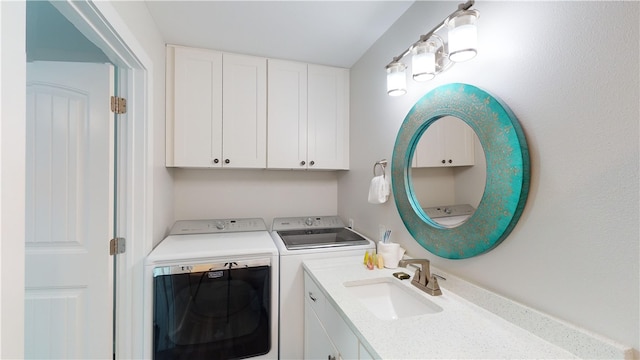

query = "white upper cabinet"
[413,116,476,167]
[167,45,347,170]
[267,60,349,170]
[166,45,266,168]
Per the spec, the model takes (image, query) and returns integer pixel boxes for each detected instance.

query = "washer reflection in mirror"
[410,116,486,227]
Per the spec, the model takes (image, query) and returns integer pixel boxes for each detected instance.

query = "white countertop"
[303,256,632,359]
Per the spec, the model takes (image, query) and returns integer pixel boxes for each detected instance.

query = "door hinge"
[110,237,126,255]
[110,96,127,114]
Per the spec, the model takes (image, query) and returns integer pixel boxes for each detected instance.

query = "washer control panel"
[423,204,475,219]
[170,218,267,235]
[272,216,345,231]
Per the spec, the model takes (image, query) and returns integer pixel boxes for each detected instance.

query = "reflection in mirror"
[410,116,486,227]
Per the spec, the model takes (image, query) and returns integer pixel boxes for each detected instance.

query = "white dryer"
[144,218,278,360]
[271,216,375,360]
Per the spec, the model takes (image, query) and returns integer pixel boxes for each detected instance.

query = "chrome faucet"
[398,259,442,296]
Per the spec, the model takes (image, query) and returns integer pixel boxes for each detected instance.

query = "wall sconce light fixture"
[385,0,479,96]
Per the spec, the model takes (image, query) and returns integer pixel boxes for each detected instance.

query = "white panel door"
[267,59,308,169]
[25,61,113,359]
[304,303,338,360]
[172,46,223,167]
[413,120,446,167]
[222,53,267,168]
[444,116,476,166]
[307,64,349,170]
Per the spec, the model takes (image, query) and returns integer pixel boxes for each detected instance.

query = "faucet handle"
[413,267,426,286]
[426,275,442,295]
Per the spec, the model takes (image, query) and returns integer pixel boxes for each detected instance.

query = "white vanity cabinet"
[267,59,349,170]
[304,272,368,360]
[166,45,267,168]
[412,116,476,168]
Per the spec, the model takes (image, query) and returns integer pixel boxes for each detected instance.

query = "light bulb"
[386,62,407,96]
[446,10,479,63]
[412,41,436,82]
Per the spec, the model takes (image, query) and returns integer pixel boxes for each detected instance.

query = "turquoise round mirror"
[391,83,530,259]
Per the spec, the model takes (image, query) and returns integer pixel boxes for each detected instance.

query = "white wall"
[120,5,342,239]
[104,3,171,357]
[173,169,338,230]
[109,1,174,244]
[341,1,639,351]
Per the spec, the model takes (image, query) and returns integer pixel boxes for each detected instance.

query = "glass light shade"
[446,10,479,63]
[411,42,436,82]
[386,62,407,96]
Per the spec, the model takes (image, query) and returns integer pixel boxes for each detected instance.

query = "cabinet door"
[222,53,267,168]
[267,59,308,169]
[307,64,349,170]
[168,46,223,167]
[304,302,338,360]
[413,116,475,167]
[413,120,445,167]
[325,301,359,359]
[443,117,475,166]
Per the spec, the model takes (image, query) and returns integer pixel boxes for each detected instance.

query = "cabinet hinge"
[110,96,127,114]
[110,237,126,255]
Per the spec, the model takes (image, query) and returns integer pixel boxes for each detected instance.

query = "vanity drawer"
[304,272,326,319]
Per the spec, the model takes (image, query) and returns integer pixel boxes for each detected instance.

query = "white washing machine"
[271,216,375,360]
[144,218,279,360]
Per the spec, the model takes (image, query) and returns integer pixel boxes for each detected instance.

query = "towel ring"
[373,159,388,178]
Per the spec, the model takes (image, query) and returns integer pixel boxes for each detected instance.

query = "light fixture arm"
[386,0,475,68]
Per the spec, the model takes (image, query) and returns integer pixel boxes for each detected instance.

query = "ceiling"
[144,1,414,68]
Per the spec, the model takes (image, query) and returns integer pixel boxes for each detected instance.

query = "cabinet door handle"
[213,158,219,164]
[441,159,446,164]
[224,159,230,164]
[308,292,317,302]
[300,161,306,166]
[448,159,453,164]
[328,356,336,360]
[309,160,315,166]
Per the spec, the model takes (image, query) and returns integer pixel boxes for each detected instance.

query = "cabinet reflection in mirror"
[392,83,530,259]
[411,116,486,228]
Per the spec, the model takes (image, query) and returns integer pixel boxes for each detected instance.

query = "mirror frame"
[391,83,530,259]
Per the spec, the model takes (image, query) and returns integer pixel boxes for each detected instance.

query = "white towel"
[368,175,389,204]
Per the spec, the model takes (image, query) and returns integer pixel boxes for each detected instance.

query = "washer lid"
[276,227,369,250]
[147,231,277,265]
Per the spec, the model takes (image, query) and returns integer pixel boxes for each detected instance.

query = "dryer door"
[153,259,271,359]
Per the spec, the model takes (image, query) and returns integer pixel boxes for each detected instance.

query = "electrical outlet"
[348,218,354,229]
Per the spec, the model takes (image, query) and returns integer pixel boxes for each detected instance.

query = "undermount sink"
[343,277,443,320]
